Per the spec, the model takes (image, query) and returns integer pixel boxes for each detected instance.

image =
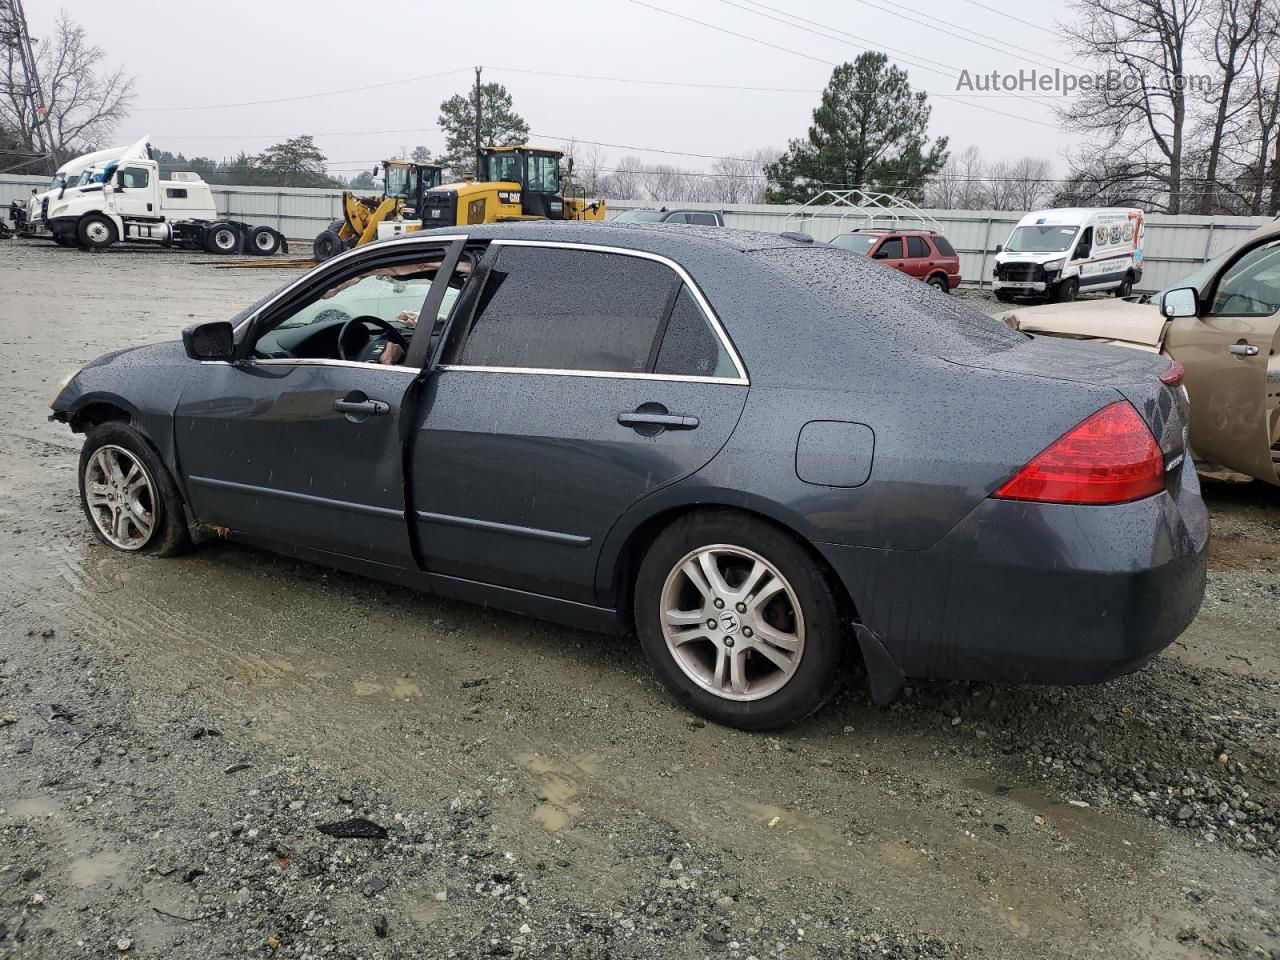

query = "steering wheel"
[337,315,409,362]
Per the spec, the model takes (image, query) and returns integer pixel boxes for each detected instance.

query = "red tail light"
[1159,360,1185,387]
[992,401,1164,505]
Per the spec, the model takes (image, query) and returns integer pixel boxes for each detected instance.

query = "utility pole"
[1271,68,1280,216]
[0,0,54,174]
[473,66,483,181]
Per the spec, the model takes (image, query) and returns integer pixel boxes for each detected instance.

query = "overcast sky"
[40,0,1087,176]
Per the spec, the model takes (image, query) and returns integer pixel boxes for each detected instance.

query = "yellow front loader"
[313,160,444,261]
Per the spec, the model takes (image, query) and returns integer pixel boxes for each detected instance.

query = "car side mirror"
[1160,286,1199,319]
[995,244,1003,254]
[872,249,887,259]
[182,320,235,361]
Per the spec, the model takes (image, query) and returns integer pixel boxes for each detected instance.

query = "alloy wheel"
[84,445,156,550]
[659,544,805,702]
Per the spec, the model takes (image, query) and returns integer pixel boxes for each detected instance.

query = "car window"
[526,153,559,193]
[120,167,149,189]
[931,235,957,257]
[653,285,737,378]
[664,212,689,223]
[614,210,667,223]
[454,246,679,373]
[1074,227,1093,258]
[906,236,929,258]
[875,237,903,259]
[689,213,718,226]
[831,234,877,255]
[1209,239,1280,316]
[253,255,452,361]
[1005,224,1079,253]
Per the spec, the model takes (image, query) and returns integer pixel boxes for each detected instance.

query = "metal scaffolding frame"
[782,188,942,235]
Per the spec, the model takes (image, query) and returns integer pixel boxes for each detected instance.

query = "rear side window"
[931,235,957,257]
[688,213,718,226]
[455,246,676,373]
[166,187,188,199]
[654,286,736,378]
[906,236,929,258]
[876,237,903,259]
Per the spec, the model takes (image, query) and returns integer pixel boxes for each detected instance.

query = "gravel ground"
[1,240,1278,960]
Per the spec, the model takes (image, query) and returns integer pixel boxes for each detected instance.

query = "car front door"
[872,235,905,275]
[173,240,465,568]
[1165,236,1280,483]
[110,165,155,220]
[412,239,750,605]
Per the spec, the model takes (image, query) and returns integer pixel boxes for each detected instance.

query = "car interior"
[251,256,469,366]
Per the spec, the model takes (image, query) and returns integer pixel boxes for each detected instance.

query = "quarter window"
[455,246,677,373]
[931,235,957,257]
[653,286,736,378]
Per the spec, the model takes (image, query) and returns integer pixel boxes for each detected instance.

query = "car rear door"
[904,235,932,280]
[1164,236,1280,483]
[412,239,750,605]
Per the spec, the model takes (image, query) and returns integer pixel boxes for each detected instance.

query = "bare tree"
[606,155,647,200]
[0,12,135,171]
[1194,0,1265,212]
[1059,0,1206,213]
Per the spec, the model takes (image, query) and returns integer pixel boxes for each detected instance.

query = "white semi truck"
[15,136,287,255]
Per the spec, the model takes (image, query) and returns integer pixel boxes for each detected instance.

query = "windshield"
[614,209,668,222]
[486,152,521,183]
[1005,224,1080,254]
[830,234,878,255]
[383,164,411,199]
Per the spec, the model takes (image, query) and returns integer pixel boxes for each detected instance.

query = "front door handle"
[618,412,699,430]
[334,397,389,419]
[1228,343,1259,357]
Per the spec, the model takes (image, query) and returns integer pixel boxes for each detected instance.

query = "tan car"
[999,219,1280,485]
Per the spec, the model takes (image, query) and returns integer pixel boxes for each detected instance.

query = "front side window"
[1209,239,1280,316]
[383,164,411,199]
[526,153,559,193]
[120,167,149,189]
[253,254,458,364]
[486,152,521,184]
[875,237,904,259]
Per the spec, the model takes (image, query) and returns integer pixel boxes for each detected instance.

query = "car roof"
[845,228,941,236]
[408,220,804,255]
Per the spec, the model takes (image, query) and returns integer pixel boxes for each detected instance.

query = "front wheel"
[1055,278,1079,303]
[635,511,846,730]
[79,422,191,556]
[76,214,117,250]
[994,290,1015,303]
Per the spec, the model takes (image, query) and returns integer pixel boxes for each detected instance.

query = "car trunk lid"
[999,298,1168,347]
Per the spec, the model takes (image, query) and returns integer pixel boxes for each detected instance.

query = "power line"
[953,0,1062,36]
[627,0,1063,129]
[133,67,471,112]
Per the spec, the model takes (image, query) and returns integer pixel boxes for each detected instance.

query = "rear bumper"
[817,465,1208,685]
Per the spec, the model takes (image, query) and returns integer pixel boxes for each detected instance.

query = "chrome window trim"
[436,364,745,385]
[231,233,468,335]
[482,238,750,384]
[200,357,421,374]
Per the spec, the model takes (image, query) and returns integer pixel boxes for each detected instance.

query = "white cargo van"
[992,207,1144,303]
[22,135,286,255]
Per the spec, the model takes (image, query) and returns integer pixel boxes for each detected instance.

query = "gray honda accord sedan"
[51,223,1208,729]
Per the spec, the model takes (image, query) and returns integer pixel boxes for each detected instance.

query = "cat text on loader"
[410,146,606,230]
[313,159,444,261]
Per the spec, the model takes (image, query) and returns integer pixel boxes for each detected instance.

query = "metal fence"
[3,174,1269,291]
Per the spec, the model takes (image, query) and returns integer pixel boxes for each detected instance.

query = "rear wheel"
[313,228,345,262]
[248,225,280,256]
[1115,274,1133,298]
[76,214,117,250]
[78,422,191,556]
[204,224,239,255]
[926,274,949,294]
[635,511,845,730]
[1056,278,1079,303]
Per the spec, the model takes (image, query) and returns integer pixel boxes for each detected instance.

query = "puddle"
[964,778,1155,851]
[7,796,60,819]
[68,851,127,888]
[517,753,600,832]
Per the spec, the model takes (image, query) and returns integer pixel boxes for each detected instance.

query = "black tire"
[635,510,846,730]
[53,234,72,247]
[1115,274,1133,298]
[204,224,239,255]
[1055,278,1079,303]
[313,228,345,262]
[76,213,117,250]
[78,422,191,557]
[994,290,1015,303]
[926,274,949,294]
[247,226,280,256]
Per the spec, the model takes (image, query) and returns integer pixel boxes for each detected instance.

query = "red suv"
[830,229,962,293]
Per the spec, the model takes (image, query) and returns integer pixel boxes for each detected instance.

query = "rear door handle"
[1228,343,1259,357]
[618,412,699,430]
[334,398,389,416]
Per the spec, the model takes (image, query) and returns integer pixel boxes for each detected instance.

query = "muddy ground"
[0,239,1278,960]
